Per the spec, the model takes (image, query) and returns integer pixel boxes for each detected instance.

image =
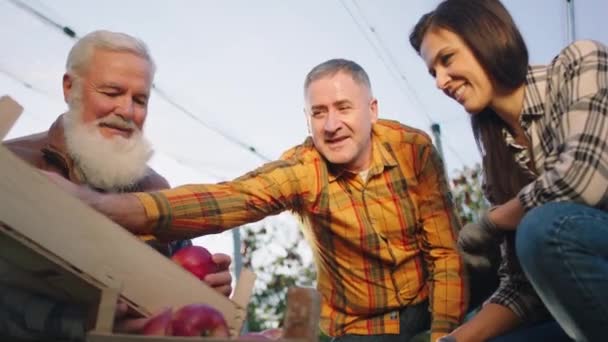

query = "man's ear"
[62,73,73,103]
[370,98,378,123]
[303,108,311,135]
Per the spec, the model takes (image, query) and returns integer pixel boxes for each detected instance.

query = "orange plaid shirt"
[135,119,467,338]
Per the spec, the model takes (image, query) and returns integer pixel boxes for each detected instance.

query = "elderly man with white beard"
[1,30,232,340]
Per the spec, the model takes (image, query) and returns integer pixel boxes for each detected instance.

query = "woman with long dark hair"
[410,1,607,341]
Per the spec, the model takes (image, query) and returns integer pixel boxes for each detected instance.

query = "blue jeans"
[331,300,430,342]
[488,319,571,341]
[516,202,608,342]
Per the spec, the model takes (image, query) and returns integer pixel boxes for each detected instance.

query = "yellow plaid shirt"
[135,119,467,339]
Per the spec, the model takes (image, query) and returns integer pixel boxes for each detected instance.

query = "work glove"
[457,211,502,271]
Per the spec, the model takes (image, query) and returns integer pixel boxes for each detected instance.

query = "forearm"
[488,197,525,231]
[90,192,149,235]
[450,303,521,342]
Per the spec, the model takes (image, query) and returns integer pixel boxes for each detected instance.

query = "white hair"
[66,30,156,78]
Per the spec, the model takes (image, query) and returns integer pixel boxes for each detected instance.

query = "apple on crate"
[141,304,230,337]
[140,246,230,337]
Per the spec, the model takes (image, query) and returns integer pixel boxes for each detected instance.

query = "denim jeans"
[331,300,430,342]
[516,202,608,342]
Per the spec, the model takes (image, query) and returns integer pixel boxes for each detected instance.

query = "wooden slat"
[0,95,23,139]
[0,224,100,303]
[0,144,244,335]
[87,332,307,342]
[282,288,321,342]
[230,268,257,333]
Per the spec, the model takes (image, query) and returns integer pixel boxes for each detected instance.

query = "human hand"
[457,211,502,270]
[40,170,96,204]
[113,300,150,333]
[203,253,233,297]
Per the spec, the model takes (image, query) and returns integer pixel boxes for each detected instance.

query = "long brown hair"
[410,0,532,204]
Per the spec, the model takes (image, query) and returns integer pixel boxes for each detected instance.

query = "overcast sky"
[1,0,605,263]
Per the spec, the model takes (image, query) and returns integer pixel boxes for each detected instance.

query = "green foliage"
[450,163,488,225]
[241,219,316,331]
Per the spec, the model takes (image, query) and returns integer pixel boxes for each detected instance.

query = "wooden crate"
[0,141,254,335]
[0,96,22,139]
[0,96,321,341]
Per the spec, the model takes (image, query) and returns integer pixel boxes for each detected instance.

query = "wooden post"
[0,95,23,140]
[92,284,123,333]
[282,288,321,342]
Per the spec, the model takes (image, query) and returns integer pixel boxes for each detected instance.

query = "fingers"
[114,317,149,334]
[211,253,231,271]
[114,300,129,319]
[214,284,233,297]
[204,270,233,297]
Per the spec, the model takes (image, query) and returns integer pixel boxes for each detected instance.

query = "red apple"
[141,308,173,336]
[171,303,230,337]
[171,246,218,280]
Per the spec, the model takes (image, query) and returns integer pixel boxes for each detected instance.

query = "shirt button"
[390,311,398,320]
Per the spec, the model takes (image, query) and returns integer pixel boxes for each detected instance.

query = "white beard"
[62,107,153,192]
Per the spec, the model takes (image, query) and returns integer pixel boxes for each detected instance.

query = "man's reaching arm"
[43,170,148,233]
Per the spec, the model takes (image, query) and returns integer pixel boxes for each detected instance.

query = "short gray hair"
[303,58,372,94]
[66,30,156,78]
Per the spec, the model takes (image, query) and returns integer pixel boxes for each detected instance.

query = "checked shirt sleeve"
[133,158,309,241]
[519,40,608,210]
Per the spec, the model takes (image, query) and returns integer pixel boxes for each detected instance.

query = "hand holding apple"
[204,253,233,296]
[172,246,233,296]
[171,246,218,280]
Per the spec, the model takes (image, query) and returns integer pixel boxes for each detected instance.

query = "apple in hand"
[172,304,230,337]
[171,246,218,280]
[141,308,173,336]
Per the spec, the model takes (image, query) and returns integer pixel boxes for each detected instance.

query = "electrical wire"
[341,0,468,166]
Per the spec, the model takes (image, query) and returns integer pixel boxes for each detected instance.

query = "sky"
[1,0,605,269]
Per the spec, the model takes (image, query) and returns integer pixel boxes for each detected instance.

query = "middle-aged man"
[47,58,467,341]
[1,30,232,340]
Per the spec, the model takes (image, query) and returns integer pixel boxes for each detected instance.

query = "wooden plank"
[94,285,123,333]
[87,332,307,342]
[0,224,101,303]
[0,144,244,335]
[230,268,257,333]
[282,288,321,342]
[0,95,23,140]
